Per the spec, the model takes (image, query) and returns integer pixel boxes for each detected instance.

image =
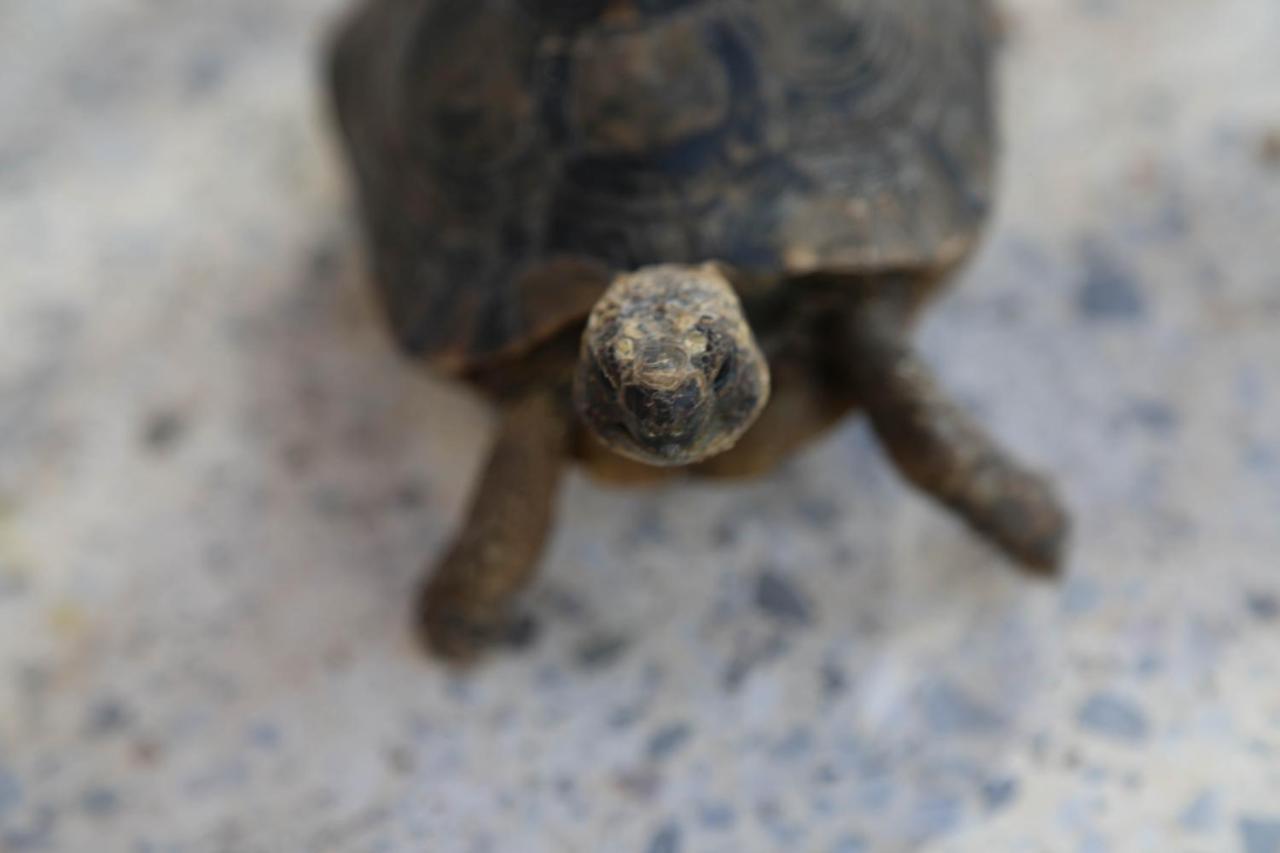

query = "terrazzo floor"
[3,0,1280,851]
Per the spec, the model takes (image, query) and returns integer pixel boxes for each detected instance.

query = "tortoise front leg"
[836,295,1069,574]
[419,390,569,663]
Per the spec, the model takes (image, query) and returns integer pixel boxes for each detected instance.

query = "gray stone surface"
[2,0,1280,850]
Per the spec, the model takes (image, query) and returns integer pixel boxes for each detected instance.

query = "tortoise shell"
[328,0,997,372]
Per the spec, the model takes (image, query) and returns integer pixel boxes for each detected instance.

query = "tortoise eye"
[713,355,734,392]
[624,385,649,416]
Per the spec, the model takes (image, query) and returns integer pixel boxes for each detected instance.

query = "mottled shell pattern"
[328,0,996,370]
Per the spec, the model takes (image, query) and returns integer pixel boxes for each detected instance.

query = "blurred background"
[2,0,1280,850]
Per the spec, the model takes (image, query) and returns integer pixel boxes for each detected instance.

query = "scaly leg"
[418,390,569,662]
[838,296,1069,574]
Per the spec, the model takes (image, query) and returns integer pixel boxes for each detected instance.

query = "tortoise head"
[574,264,769,466]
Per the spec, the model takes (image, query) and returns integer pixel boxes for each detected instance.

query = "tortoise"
[326,0,1069,662]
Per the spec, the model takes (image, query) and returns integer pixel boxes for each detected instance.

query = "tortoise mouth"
[596,421,713,467]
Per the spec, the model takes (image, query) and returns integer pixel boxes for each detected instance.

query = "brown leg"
[418,390,569,663]
[837,297,1069,574]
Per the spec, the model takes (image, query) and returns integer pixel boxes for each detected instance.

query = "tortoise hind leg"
[835,293,1069,574]
[419,390,569,663]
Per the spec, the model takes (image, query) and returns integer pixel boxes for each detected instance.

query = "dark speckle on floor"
[608,700,649,730]
[646,722,692,762]
[1125,398,1179,435]
[1076,692,1150,743]
[770,726,813,762]
[646,821,682,853]
[624,504,667,546]
[711,517,738,547]
[1077,0,1118,16]
[84,698,132,738]
[981,777,1020,812]
[1178,789,1219,832]
[1060,577,1102,618]
[721,632,789,691]
[829,834,867,853]
[920,680,1005,736]
[697,801,736,831]
[0,768,22,821]
[384,745,415,776]
[79,786,120,817]
[574,633,630,670]
[392,481,427,510]
[819,659,849,700]
[141,409,187,452]
[498,611,540,651]
[614,767,662,802]
[1077,240,1146,320]
[301,238,343,286]
[185,50,228,96]
[247,721,282,750]
[1245,590,1279,622]
[813,764,840,786]
[911,793,965,839]
[754,571,813,627]
[1260,129,1280,168]
[1240,816,1280,853]
[0,571,29,599]
[534,585,589,624]
[795,495,839,529]
[1,803,56,852]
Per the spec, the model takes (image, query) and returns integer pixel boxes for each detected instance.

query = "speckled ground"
[3,1,1280,851]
